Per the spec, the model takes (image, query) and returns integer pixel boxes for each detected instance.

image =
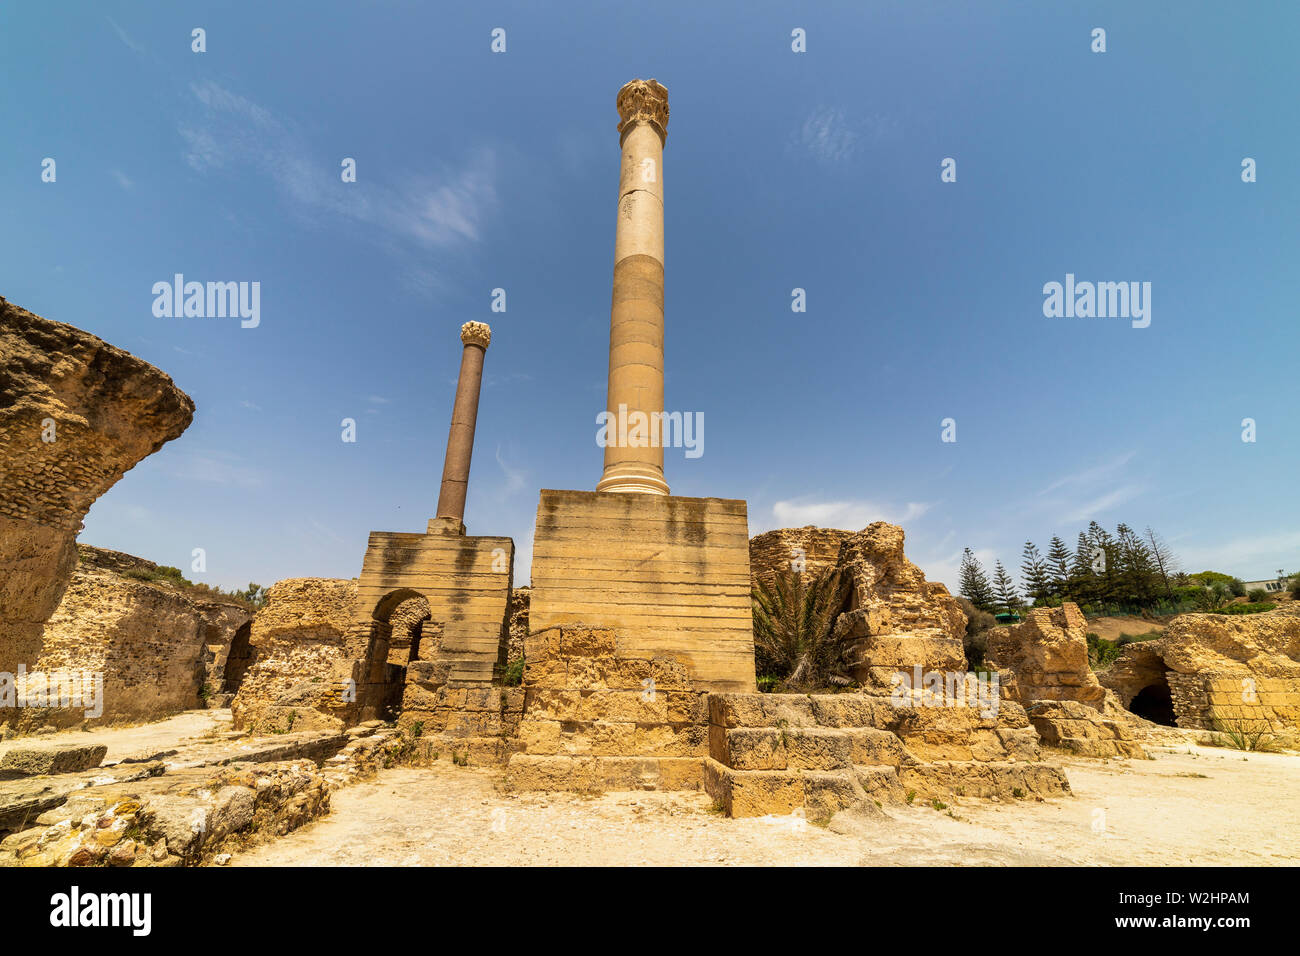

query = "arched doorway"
[222,622,256,693]
[1129,679,1177,726]
[362,589,431,720]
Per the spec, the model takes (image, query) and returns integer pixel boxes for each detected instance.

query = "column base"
[595,467,670,496]
[427,517,466,535]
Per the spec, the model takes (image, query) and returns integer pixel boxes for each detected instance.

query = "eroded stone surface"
[1100,606,1300,734]
[749,522,968,687]
[703,691,1070,822]
[11,546,250,732]
[0,743,107,777]
[0,297,194,671]
[985,603,1107,708]
[230,578,358,734]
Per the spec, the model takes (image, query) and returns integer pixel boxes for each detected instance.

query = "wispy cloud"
[793,107,900,164]
[166,449,265,488]
[1060,484,1145,523]
[178,81,496,260]
[767,498,931,531]
[106,16,143,54]
[1033,452,1147,524]
[1038,452,1137,496]
[111,170,134,190]
[495,445,527,495]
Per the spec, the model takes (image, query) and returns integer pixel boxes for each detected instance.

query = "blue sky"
[2,1,1296,592]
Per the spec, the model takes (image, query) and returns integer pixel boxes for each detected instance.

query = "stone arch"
[356,588,431,720]
[222,621,256,693]
[387,595,433,667]
[1129,677,1177,726]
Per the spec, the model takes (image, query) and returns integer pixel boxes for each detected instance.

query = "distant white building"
[1242,577,1292,595]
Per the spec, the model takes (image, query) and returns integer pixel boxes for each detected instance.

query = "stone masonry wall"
[0,296,194,671]
[2,546,249,732]
[231,578,361,734]
[749,527,852,590]
[1101,607,1300,732]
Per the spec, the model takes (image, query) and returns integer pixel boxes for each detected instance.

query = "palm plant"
[751,567,851,692]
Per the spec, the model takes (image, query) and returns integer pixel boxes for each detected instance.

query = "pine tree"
[1087,521,1119,607]
[993,560,1022,612]
[1071,531,1096,606]
[1143,526,1178,599]
[1115,523,1157,605]
[1020,541,1052,605]
[958,548,995,611]
[1046,535,1072,599]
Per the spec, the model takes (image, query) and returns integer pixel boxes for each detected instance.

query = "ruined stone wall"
[4,547,250,731]
[984,603,1107,709]
[0,297,194,670]
[750,523,968,689]
[230,578,361,734]
[836,523,968,686]
[507,587,530,663]
[1101,607,1300,731]
[748,527,852,590]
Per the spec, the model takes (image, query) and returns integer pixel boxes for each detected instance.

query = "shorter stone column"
[432,321,491,534]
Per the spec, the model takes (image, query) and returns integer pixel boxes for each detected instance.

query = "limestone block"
[530,490,755,691]
[0,743,107,776]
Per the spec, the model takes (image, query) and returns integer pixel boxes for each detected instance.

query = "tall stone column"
[432,321,491,534]
[596,78,671,496]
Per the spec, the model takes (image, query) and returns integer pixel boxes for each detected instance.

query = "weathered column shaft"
[597,79,671,496]
[435,322,492,528]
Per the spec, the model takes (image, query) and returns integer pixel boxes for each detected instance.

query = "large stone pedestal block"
[529,490,756,692]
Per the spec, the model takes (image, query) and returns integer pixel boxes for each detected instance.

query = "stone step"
[524,688,707,724]
[0,743,108,778]
[896,760,1071,801]
[1041,737,1148,760]
[518,718,706,758]
[702,758,877,822]
[504,754,704,792]
[712,726,906,771]
[413,735,522,768]
[704,757,1071,822]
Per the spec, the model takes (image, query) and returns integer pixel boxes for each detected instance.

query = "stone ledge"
[504,754,704,792]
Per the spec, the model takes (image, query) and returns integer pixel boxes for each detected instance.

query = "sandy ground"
[232,741,1300,867]
[0,710,231,765]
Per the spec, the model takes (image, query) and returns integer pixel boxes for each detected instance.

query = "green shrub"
[1248,588,1269,603]
[957,597,995,668]
[1087,634,1121,670]
[1115,630,1162,646]
[1214,602,1275,616]
[123,565,192,587]
[752,568,851,692]
[502,657,525,686]
[1208,715,1283,752]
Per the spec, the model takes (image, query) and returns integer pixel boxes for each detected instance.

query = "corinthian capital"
[460,321,491,349]
[616,79,669,144]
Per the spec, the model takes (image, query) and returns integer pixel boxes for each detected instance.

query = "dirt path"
[0,709,231,765]
[233,743,1300,866]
